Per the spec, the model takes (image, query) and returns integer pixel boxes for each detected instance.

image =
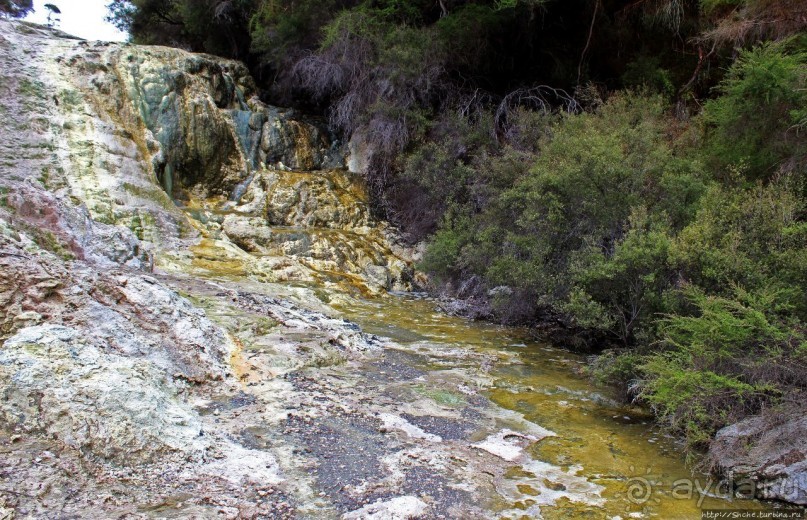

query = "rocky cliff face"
[60,30,339,199]
[0,20,427,519]
[0,19,414,297]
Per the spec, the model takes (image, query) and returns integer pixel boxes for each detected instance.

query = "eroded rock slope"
[0,20,611,520]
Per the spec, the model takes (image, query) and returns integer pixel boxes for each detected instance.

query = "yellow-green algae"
[333,293,774,519]
[164,167,780,519]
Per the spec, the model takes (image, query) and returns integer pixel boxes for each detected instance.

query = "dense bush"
[672,181,807,311]
[701,38,807,181]
[421,93,697,329]
[414,40,806,448]
[640,286,806,448]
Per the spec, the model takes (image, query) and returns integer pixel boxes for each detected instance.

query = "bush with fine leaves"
[639,286,807,448]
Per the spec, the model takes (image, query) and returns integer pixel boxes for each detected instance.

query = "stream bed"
[168,248,775,517]
[331,291,772,519]
[166,202,777,518]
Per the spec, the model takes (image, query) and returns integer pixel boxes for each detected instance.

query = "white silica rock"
[0,324,209,464]
[342,496,430,520]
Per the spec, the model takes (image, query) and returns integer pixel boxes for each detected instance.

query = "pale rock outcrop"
[216,167,416,292]
[709,414,807,505]
[0,218,233,381]
[72,40,341,200]
[342,496,430,520]
[2,16,415,296]
[0,324,209,464]
[253,104,342,171]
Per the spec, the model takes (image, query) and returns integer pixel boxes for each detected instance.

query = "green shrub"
[621,56,675,96]
[475,94,685,328]
[639,286,805,448]
[589,348,646,388]
[568,209,674,343]
[416,92,716,340]
[419,209,477,282]
[701,39,807,181]
[672,180,807,315]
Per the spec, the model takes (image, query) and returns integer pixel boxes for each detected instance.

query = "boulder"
[708,413,807,504]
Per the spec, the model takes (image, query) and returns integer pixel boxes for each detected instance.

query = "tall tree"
[0,0,33,18]
[44,3,60,27]
[106,0,253,59]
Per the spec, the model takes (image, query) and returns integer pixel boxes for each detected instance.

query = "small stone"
[13,311,43,323]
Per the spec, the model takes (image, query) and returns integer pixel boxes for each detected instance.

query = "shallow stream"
[333,292,770,519]
[175,182,776,519]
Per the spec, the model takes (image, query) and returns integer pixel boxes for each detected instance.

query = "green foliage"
[397,112,498,232]
[568,210,674,343]
[672,180,807,315]
[639,286,805,448]
[621,56,675,96]
[106,0,254,58]
[418,93,705,330]
[419,221,470,282]
[701,39,807,181]
[698,0,743,13]
[435,4,501,69]
[319,7,385,50]
[562,286,617,332]
[589,348,645,388]
[357,0,426,23]
[494,0,546,9]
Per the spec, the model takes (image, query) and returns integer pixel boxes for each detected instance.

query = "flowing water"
[176,229,774,517]
[331,292,772,519]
